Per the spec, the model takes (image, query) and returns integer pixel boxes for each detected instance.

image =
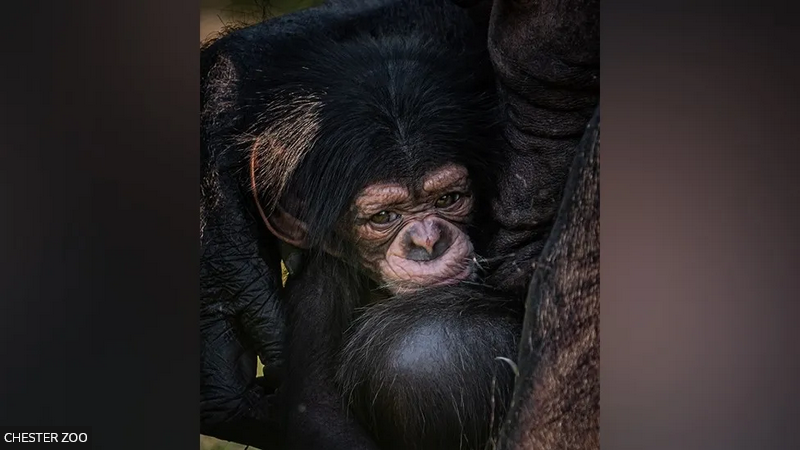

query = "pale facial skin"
[351,164,476,294]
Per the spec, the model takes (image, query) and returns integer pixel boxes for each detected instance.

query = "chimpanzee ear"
[248,156,309,248]
[264,204,310,249]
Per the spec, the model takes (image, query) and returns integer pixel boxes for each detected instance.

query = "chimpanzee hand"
[200,145,288,447]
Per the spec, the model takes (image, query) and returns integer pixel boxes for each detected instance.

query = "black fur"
[241,2,503,254]
[337,284,523,450]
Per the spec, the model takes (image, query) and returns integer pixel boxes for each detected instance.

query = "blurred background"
[201,0,322,43]
[199,1,321,448]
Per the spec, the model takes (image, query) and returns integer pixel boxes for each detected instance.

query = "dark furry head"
[337,283,522,450]
[246,19,502,251]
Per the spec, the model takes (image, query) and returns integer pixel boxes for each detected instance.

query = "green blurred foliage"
[201,0,324,42]
[200,434,258,450]
[223,0,323,24]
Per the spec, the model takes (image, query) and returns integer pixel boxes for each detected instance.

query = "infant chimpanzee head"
[248,34,501,293]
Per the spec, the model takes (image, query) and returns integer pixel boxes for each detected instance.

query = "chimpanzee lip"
[384,249,473,285]
[429,261,473,286]
[386,256,474,294]
[381,232,474,293]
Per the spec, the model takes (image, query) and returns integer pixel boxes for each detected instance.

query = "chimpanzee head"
[247,32,501,293]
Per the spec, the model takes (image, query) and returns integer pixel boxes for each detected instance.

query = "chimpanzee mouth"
[388,257,475,294]
[381,232,475,293]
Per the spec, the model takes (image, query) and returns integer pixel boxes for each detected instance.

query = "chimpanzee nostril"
[407,246,433,261]
[431,238,451,258]
[405,222,452,261]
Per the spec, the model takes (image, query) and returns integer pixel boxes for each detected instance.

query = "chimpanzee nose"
[405,220,451,261]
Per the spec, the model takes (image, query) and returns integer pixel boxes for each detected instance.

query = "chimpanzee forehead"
[354,163,470,211]
[421,164,469,193]
[370,163,471,195]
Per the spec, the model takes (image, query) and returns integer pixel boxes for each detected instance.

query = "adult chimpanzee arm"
[496,109,600,450]
[200,140,287,446]
[465,0,600,294]
[200,32,288,448]
[199,5,373,444]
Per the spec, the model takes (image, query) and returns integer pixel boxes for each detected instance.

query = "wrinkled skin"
[199,0,599,448]
[479,0,600,296]
[352,164,477,293]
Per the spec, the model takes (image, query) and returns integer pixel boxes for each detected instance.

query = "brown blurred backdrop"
[200,0,322,43]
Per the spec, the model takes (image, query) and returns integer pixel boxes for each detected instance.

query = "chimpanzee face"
[350,164,476,293]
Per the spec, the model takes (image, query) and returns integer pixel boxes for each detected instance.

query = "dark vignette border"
[601,1,800,449]
[0,1,200,449]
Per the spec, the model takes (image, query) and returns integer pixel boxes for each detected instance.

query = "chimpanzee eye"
[370,210,399,225]
[435,193,461,208]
